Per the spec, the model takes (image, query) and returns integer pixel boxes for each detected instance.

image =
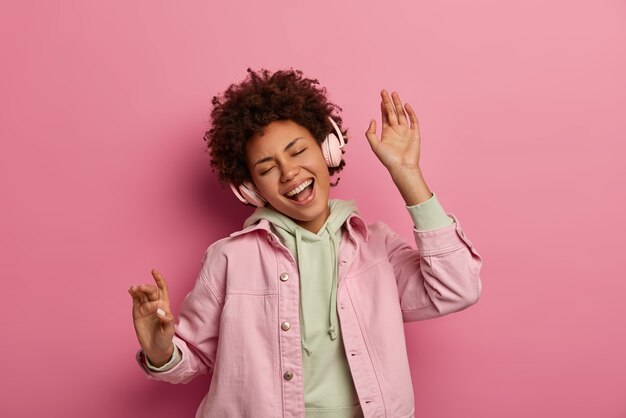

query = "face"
[246,119,331,233]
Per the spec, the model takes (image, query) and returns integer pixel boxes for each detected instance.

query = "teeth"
[286,179,313,197]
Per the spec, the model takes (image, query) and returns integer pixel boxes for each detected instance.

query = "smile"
[285,179,313,197]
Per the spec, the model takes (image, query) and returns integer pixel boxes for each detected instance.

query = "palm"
[133,298,171,351]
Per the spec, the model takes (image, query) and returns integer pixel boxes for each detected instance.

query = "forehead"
[246,120,315,157]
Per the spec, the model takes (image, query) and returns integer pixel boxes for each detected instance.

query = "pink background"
[1,0,625,417]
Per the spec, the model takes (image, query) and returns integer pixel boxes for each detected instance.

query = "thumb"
[365,119,379,150]
[156,307,176,335]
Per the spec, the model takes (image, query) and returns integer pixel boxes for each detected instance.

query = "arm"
[144,342,181,371]
[365,90,482,320]
[383,212,482,321]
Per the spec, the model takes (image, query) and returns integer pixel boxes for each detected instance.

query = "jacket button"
[281,321,291,331]
[280,272,289,281]
[283,371,294,381]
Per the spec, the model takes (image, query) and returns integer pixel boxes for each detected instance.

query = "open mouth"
[285,179,314,202]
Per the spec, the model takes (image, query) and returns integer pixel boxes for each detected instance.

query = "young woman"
[128,68,483,418]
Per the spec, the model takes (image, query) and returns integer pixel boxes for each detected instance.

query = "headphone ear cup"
[323,116,346,168]
[322,133,343,167]
[230,181,266,207]
[240,181,266,207]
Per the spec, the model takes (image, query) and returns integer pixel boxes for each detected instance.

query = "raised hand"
[365,90,433,206]
[128,269,176,367]
[365,90,421,175]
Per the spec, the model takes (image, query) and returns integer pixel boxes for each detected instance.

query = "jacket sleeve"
[135,247,224,384]
[383,213,483,322]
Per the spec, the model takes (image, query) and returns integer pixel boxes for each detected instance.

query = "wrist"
[389,167,433,206]
[389,165,423,183]
[145,344,175,368]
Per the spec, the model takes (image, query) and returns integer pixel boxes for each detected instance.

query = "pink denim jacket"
[136,211,483,417]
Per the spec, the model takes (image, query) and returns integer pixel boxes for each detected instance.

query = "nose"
[279,158,300,183]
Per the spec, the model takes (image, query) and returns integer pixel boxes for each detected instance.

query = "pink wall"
[1,0,625,416]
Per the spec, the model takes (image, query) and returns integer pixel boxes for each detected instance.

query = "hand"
[365,90,433,206]
[128,269,176,366]
[365,90,421,176]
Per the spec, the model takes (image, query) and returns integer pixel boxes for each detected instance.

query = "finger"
[129,286,149,304]
[404,102,420,132]
[152,269,170,302]
[364,119,379,150]
[392,91,408,126]
[138,284,159,302]
[380,100,390,129]
[381,90,398,125]
[128,287,143,307]
[137,289,149,305]
[129,289,148,305]
[129,286,157,306]
[156,307,176,334]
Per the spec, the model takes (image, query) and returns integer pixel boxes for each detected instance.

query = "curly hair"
[203,67,348,187]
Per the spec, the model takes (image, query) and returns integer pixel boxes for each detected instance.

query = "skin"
[129,89,434,367]
[128,270,176,366]
[246,119,331,234]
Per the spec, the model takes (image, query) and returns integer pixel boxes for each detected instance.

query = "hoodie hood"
[243,199,358,355]
[244,199,357,236]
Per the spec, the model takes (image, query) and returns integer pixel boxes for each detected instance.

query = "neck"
[294,206,331,234]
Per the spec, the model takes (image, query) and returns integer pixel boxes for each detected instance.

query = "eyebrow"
[253,137,305,166]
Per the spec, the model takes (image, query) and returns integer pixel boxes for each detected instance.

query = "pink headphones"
[230,116,345,207]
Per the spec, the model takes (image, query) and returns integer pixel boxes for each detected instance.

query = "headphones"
[229,116,345,207]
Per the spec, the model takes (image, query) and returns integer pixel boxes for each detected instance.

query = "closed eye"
[259,148,306,175]
[260,166,275,175]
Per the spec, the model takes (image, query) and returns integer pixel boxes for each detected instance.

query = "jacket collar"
[229,218,272,238]
[230,212,369,242]
[345,212,369,242]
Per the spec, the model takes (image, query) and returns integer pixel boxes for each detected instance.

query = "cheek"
[307,150,329,172]
[252,176,269,192]
[252,174,278,196]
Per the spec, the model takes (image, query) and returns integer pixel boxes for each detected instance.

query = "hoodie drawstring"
[327,223,339,341]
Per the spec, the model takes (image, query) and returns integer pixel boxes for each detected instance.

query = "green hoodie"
[244,199,362,417]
